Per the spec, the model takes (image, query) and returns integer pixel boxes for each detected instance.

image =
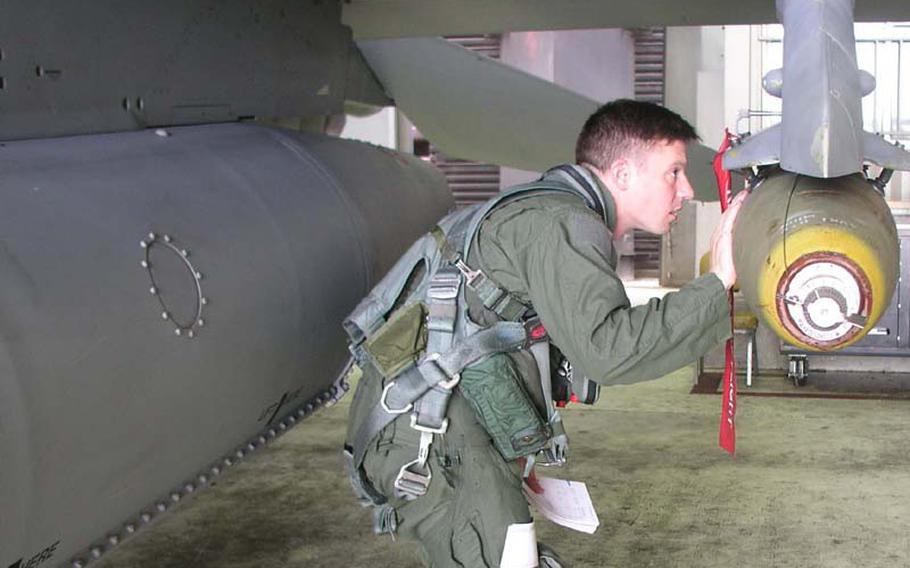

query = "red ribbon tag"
[529,324,548,341]
[712,129,737,456]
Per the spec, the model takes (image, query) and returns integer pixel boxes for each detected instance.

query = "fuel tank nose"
[733,170,899,351]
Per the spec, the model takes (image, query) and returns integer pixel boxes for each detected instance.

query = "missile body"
[734,170,898,351]
[721,0,910,352]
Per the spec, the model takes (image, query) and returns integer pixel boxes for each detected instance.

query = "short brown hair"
[575,99,699,170]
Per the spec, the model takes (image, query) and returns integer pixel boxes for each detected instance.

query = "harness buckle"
[537,443,568,467]
[393,431,434,498]
[380,381,413,415]
[410,412,449,435]
[421,352,461,390]
[453,257,485,287]
[393,460,432,498]
[438,374,460,390]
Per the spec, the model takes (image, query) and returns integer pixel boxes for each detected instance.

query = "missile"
[733,171,898,351]
[724,0,910,350]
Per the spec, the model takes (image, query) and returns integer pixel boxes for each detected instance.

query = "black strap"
[547,165,606,222]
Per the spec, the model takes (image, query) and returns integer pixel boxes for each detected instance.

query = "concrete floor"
[94,367,910,568]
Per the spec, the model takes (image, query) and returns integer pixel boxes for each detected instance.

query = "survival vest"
[343,164,605,505]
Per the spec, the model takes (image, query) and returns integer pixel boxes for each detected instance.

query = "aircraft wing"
[358,37,597,173]
[343,0,910,40]
[359,37,730,201]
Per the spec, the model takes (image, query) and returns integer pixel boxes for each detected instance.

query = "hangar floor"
[94,366,910,568]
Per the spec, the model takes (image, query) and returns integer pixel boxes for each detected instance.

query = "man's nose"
[678,174,695,201]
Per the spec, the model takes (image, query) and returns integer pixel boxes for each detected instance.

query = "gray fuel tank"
[0,123,452,567]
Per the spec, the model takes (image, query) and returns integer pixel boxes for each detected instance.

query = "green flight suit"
[347,166,731,567]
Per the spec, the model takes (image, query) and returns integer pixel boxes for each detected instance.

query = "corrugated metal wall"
[433,35,503,207]
[632,27,667,278]
[431,156,501,207]
[633,28,666,104]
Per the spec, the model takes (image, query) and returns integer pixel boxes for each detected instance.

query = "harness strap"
[351,320,533,469]
[393,319,533,499]
[425,267,459,352]
[456,259,530,321]
[393,267,462,498]
[350,368,417,466]
[530,336,568,466]
[437,233,530,322]
[343,446,387,507]
[382,322,529,416]
[413,386,453,432]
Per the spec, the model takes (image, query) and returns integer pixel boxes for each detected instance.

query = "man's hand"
[516,456,544,494]
[710,189,749,290]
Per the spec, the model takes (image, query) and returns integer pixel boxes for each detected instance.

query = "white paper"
[499,522,539,568]
[523,476,600,534]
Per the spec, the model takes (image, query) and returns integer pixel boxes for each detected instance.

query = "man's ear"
[609,157,631,191]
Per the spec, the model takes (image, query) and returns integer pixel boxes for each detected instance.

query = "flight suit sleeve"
[514,207,731,385]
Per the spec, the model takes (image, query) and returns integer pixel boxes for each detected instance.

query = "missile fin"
[722,124,781,170]
[862,132,910,172]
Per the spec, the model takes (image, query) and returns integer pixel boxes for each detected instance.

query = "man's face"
[625,139,694,235]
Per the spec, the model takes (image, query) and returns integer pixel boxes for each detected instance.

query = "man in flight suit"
[345,99,747,567]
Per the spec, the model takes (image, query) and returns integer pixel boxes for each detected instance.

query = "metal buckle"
[380,381,413,415]
[438,374,460,390]
[410,412,449,435]
[536,448,568,468]
[536,436,568,467]
[393,459,431,498]
[393,431,434,498]
[453,257,484,287]
[421,353,461,390]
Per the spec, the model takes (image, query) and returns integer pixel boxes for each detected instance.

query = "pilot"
[343,99,746,567]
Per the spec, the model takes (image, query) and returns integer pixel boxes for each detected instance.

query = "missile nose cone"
[776,253,871,348]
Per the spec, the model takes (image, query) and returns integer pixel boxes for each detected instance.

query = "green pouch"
[363,302,428,378]
[459,354,551,460]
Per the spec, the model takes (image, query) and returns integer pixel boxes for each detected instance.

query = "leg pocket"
[449,444,533,567]
[451,512,491,567]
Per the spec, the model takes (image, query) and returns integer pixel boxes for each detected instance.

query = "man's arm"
[514,207,731,385]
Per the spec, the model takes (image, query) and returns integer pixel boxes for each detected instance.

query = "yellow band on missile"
[755,225,889,351]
